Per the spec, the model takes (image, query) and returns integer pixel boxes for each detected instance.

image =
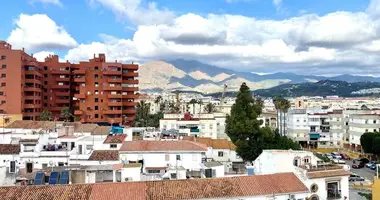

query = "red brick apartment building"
[0,41,138,125]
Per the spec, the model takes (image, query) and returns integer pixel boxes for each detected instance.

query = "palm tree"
[273,97,282,134]
[280,98,291,136]
[189,99,197,115]
[154,95,162,112]
[198,100,203,116]
[204,103,216,114]
[60,107,72,122]
[135,100,151,127]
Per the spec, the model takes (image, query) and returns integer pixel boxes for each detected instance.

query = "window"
[209,124,213,129]
[110,144,117,148]
[304,158,310,163]
[1,56,6,60]
[1,83,5,87]
[94,66,99,70]
[148,170,160,173]
[95,98,98,102]
[44,96,47,100]
[176,155,181,160]
[95,114,99,118]
[42,164,48,169]
[9,161,15,173]
[58,82,64,86]
[165,154,169,161]
[1,74,5,78]
[218,151,223,157]
[43,74,48,78]
[44,66,48,70]
[95,90,99,94]
[170,173,177,179]
[94,74,98,79]
[0,92,4,96]
[374,129,377,132]
[86,145,93,151]
[365,120,368,124]
[1,65,6,69]
[374,120,377,124]
[59,67,66,71]
[95,106,98,110]
[310,184,318,192]
[95,82,98,87]
[1,101,5,104]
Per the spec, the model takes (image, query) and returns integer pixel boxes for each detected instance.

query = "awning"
[309,133,320,140]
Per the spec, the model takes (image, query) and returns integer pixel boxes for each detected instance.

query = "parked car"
[340,153,350,160]
[352,161,365,169]
[370,164,378,170]
[331,152,342,159]
[325,154,333,160]
[332,159,346,164]
[353,158,370,164]
[349,174,365,182]
[366,161,377,168]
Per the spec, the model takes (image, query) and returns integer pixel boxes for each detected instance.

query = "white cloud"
[62,0,380,75]
[29,0,63,7]
[89,0,175,25]
[32,51,65,62]
[7,14,77,52]
[273,0,282,11]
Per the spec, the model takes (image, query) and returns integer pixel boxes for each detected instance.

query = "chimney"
[22,47,25,52]
[93,54,95,58]
[31,53,33,57]
[115,60,117,63]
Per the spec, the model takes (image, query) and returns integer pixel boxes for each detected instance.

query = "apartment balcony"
[25,79,42,85]
[24,96,40,100]
[73,69,85,74]
[107,118,122,124]
[24,87,41,92]
[104,110,122,115]
[74,110,83,115]
[56,99,70,104]
[74,77,86,82]
[122,72,139,77]
[122,65,138,70]
[123,110,136,114]
[122,102,137,107]
[23,112,37,117]
[51,70,70,75]
[124,117,134,122]
[55,77,70,82]
[24,104,42,109]
[103,70,122,75]
[51,85,70,89]
[108,102,123,106]
[74,93,86,99]
[25,70,42,76]
[103,86,122,91]
[122,94,138,99]
[49,107,62,112]
[108,94,122,99]
[122,87,139,92]
[107,78,122,83]
[56,92,70,96]
[123,80,139,84]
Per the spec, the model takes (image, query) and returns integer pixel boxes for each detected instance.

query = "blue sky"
[1,0,380,75]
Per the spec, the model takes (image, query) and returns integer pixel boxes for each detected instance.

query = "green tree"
[372,137,380,155]
[280,98,291,135]
[40,110,52,121]
[169,102,180,113]
[189,99,197,114]
[204,103,216,113]
[226,83,299,162]
[273,97,282,135]
[60,107,72,122]
[134,100,151,127]
[360,132,379,153]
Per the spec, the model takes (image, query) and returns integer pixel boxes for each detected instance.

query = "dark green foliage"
[373,137,380,155]
[226,83,300,162]
[358,192,372,200]
[189,99,197,114]
[204,103,216,113]
[168,103,180,113]
[40,110,52,121]
[134,100,163,128]
[60,107,72,122]
[360,132,380,154]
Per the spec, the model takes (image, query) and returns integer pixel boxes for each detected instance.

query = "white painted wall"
[121,167,141,182]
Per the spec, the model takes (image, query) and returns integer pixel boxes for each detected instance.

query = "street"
[346,160,376,183]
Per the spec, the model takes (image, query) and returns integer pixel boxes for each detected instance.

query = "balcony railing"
[73,69,85,74]
[103,86,122,91]
[108,94,122,99]
[104,110,122,115]
[74,77,86,82]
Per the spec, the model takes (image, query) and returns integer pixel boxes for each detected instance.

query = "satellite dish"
[49,161,53,166]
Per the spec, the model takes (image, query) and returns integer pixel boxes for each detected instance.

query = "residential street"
[346,160,376,183]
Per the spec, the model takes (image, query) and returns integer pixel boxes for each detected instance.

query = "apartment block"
[0,41,138,125]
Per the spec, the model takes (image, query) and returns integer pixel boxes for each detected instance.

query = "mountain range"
[138,59,380,94]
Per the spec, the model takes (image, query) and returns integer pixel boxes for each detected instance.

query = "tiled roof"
[74,124,98,133]
[6,120,61,129]
[183,137,236,150]
[119,140,207,152]
[104,134,126,144]
[0,173,308,200]
[0,144,20,154]
[92,126,111,135]
[307,169,350,179]
[0,184,93,200]
[19,138,39,143]
[88,150,119,161]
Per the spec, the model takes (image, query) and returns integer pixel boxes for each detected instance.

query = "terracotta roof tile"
[307,169,350,179]
[0,184,92,200]
[0,144,20,154]
[89,150,119,161]
[183,137,236,150]
[19,139,39,143]
[0,173,308,200]
[104,134,126,144]
[92,126,111,135]
[120,140,207,152]
[6,120,62,130]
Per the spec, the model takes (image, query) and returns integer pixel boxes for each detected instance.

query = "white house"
[0,144,20,186]
[119,140,207,179]
[253,150,350,200]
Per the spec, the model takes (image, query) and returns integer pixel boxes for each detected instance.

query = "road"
[346,160,376,182]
